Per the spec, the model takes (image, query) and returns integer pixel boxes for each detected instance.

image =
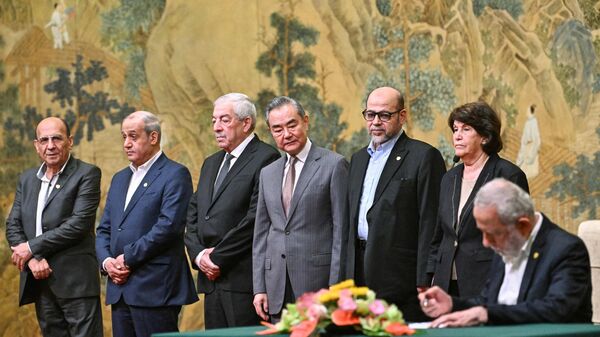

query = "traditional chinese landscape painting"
[0,0,598,335]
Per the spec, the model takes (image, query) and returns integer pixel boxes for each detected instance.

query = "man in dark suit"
[185,93,279,328]
[345,87,446,321]
[253,96,348,321]
[419,178,592,326]
[6,117,103,337]
[96,111,197,337]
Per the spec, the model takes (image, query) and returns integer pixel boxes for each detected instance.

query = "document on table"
[409,322,433,329]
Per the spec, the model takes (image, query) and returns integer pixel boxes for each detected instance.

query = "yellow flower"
[318,290,341,303]
[329,279,355,291]
[350,287,369,296]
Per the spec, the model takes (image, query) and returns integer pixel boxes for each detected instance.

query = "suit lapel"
[285,146,321,224]
[44,157,77,209]
[349,149,369,219]
[271,156,286,222]
[517,216,547,302]
[372,133,408,205]
[120,154,166,226]
[211,137,259,205]
[487,256,505,304]
[207,152,225,203]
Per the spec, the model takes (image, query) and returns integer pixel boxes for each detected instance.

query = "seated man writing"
[419,178,592,327]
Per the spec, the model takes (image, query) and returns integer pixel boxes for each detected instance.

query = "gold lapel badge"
[143,182,148,187]
[396,156,401,161]
[533,252,539,259]
[55,184,61,189]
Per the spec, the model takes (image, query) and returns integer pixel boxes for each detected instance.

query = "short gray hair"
[265,96,306,123]
[474,178,534,226]
[214,93,257,130]
[125,111,161,138]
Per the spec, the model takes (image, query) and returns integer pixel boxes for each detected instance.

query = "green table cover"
[154,323,600,337]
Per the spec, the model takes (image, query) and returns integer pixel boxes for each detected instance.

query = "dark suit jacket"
[185,136,279,293]
[96,153,197,307]
[345,132,446,320]
[6,157,101,306]
[453,215,592,324]
[428,153,529,298]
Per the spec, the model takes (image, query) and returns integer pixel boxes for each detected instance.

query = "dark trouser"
[204,287,259,329]
[34,280,103,337]
[269,272,296,322]
[354,239,427,322]
[354,239,367,286]
[111,298,181,337]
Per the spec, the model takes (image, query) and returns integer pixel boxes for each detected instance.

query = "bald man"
[345,87,446,321]
[6,117,103,337]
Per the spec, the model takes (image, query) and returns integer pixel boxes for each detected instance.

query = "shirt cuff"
[102,257,111,271]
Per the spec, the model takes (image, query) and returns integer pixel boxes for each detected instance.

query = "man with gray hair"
[419,178,592,327]
[253,96,348,321]
[96,111,197,337]
[185,93,279,328]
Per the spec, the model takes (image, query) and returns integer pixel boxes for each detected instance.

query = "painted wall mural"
[0,0,598,335]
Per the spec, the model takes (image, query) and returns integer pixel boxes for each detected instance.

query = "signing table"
[155,324,600,337]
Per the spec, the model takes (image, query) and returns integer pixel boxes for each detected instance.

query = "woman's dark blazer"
[427,153,529,298]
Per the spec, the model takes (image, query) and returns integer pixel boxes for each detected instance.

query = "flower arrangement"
[257,280,415,337]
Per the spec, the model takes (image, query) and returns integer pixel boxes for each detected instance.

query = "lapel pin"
[396,156,401,161]
[143,182,148,187]
[55,184,61,189]
[533,252,539,259]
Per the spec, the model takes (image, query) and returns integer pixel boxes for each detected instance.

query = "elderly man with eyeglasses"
[344,86,446,321]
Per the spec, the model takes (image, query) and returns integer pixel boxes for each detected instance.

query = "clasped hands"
[11,242,53,279]
[199,247,220,281]
[418,286,488,328]
[105,254,130,285]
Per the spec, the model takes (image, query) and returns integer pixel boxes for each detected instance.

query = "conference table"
[155,323,600,337]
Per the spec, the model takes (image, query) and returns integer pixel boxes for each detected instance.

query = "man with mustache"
[185,93,279,328]
[345,87,446,321]
[419,178,592,326]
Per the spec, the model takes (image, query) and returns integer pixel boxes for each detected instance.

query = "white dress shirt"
[124,150,162,210]
[497,212,543,305]
[34,156,71,241]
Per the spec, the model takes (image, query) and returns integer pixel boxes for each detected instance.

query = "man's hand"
[105,256,130,285]
[11,243,33,271]
[418,286,453,318]
[253,293,269,321]
[28,258,52,280]
[199,248,220,281]
[431,306,488,328]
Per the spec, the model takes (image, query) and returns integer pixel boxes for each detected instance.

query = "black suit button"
[205,216,210,220]
[281,254,286,259]
[285,231,290,235]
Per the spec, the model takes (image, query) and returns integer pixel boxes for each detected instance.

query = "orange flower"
[256,321,280,335]
[385,322,415,336]
[290,319,318,337]
[331,309,360,326]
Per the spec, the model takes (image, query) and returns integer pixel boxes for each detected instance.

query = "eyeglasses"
[362,109,402,122]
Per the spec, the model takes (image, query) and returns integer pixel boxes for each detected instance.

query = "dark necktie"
[282,156,297,217]
[213,153,233,199]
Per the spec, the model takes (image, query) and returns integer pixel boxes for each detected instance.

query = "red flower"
[331,309,360,326]
[290,319,318,337]
[385,322,415,336]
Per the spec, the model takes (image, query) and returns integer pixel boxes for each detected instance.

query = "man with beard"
[345,86,445,321]
[419,178,592,326]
